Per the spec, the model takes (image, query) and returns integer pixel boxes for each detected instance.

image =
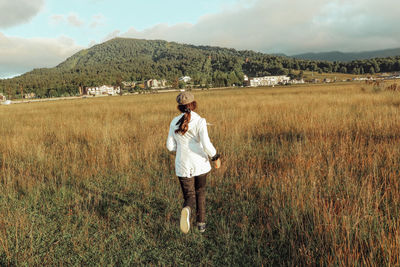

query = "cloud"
[0,0,44,28]
[49,13,85,28]
[89,14,105,28]
[67,13,85,27]
[50,14,65,25]
[0,33,83,78]
[103,30,121,42]
[119,0,400,54]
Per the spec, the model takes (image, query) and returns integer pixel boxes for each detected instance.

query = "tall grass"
[0,83,399,265]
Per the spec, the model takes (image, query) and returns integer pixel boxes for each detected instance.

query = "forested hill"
[292,48,400,62]
[1,38,400,98]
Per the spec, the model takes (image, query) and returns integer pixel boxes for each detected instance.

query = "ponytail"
[175,101,197,135]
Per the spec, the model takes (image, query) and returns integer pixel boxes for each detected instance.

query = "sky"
[0,0,399,78]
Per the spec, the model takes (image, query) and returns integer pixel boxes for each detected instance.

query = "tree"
[227,71,239,86]
[372,61,380,73]
[171,78,179,89]
[297,70,304,79]
[178,81,186,89]
[369,66,375,74]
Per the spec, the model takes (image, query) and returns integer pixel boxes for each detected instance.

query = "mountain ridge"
[291,47,400,62]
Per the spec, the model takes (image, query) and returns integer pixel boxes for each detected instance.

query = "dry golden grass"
[0,82,399,265]
[294,70,371,81]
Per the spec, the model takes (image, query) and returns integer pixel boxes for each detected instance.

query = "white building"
[24,92,36,99]
[122,81,136,87]
[145,79,167,89]
[179,76,192,83]
[248,75,290,87]
[85,85,121,96]
[0,94,11,105]
[289,79,305,84]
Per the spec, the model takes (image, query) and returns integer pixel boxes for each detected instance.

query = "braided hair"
[175,101,197,135]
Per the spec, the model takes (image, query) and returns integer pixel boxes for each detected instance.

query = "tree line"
[1,38,400,99]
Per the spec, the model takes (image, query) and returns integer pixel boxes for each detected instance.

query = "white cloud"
[49,13,85,28]
[0,33,83,78]
[67,13,85,27]
[50,14,65,25]
[88,40,97,47]
[89,14,105,28]
[119,0,400,54]
[0,0,44,28]
[103,30,121,42]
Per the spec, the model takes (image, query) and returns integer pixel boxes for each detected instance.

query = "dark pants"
[178,173,208,223]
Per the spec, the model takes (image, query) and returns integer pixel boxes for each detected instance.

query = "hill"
[0,38,297,98]
[292,48,400,62]
[1,38,400,98]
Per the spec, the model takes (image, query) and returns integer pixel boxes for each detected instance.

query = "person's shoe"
[180,206,191,234]
[197,222,206,233]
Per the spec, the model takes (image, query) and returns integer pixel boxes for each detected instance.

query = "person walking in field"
[166,92,221,234]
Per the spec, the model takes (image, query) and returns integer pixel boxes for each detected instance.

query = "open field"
[1,82,400,265]
[296,70,374,81]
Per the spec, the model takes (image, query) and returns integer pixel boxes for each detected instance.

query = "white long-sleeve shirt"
[166,111,217,178]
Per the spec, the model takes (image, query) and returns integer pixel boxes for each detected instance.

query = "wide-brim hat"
[176,92,194,105]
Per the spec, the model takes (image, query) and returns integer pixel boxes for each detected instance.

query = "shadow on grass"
[255,131,305,145]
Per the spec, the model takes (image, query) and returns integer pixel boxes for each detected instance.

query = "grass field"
[1,82,400,265]
[296,70,373,81]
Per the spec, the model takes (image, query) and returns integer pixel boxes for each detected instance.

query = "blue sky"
[3,0,239,46]
[0,0,399,78]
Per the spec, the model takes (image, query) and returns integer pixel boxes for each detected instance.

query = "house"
[122,81,136,87]
[353,77,372,81]
[289,79,305,84]
[179,76,192,83]
[0,94,6,101]
[243,75,250,86]
[145,79,167,89]
[84,85,121,96]
[248,75,290,87]
[159,79,167,88]
[24,92,36,99]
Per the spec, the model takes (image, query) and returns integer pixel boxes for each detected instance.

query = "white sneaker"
[197,222,206,233]
[180,206,191,234]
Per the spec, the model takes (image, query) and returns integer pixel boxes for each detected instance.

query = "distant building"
[243,75,250,86]
[24,92,36,99]
[0,94,6,101]
[122,81,136,87]
[84,85,121,96]
[248,75,290,87]
[289,79,305,84]
[384,75,400,80]
[353,77,372,81]
[179,76,192,83]
[145,79,167,89]
[312,78,321,83]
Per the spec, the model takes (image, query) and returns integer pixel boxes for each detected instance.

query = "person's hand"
[214,158,221,169]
